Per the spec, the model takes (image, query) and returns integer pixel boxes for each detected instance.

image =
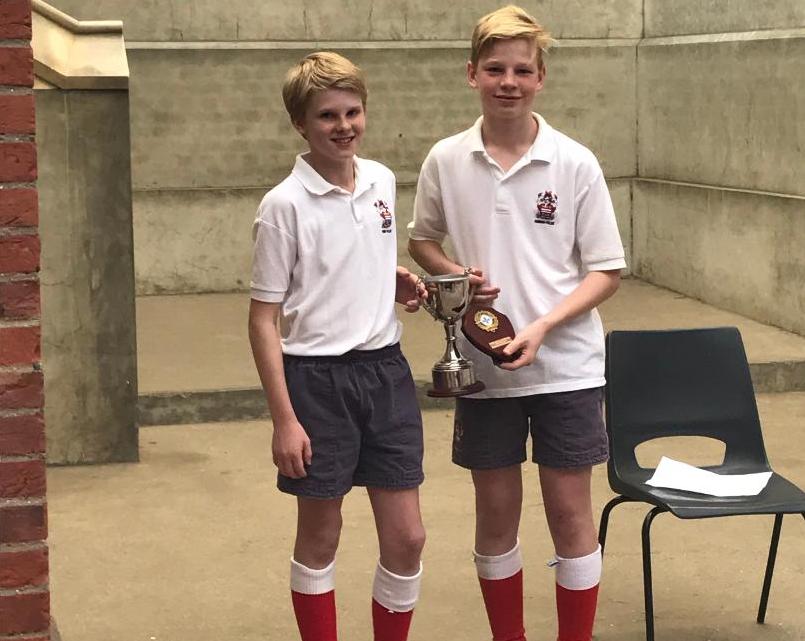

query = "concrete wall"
[129,41,637,292]
[645,1,805,37]
[49,1,643,40]
[36,89,139,464]
[633,28,805,335]
[633,182,805,336]
[41,1,805,338]
[45,0,640,294]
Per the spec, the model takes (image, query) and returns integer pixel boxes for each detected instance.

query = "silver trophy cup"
[421,273,485,397]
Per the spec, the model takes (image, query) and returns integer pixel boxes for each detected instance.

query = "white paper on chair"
[645,456,772,497]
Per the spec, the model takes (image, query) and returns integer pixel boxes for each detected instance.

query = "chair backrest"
[605,327,769,484]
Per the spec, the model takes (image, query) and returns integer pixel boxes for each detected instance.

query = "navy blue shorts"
[452,387,608,469]
[278,343,424,498]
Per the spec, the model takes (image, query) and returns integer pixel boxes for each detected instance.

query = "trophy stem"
[442,321,463,363]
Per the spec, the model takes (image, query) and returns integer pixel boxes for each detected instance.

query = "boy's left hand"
[395,266,427,313]
[498,319,550,370]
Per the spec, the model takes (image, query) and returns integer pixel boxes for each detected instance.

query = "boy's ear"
[292,118,307,140]
[467,60,478,88]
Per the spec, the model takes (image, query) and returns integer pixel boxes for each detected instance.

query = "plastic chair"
[599,327,805,641]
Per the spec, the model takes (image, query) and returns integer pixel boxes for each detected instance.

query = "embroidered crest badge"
[535,190,558,225]
[374,199,393,233]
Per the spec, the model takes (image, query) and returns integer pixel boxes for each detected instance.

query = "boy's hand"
[465,267,500,304]
[498,318,550,371]
[395,266,427,313]
[272,420,312,478]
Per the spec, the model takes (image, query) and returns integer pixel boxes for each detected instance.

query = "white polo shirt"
[251,154,401,356]
[410,114,626,397]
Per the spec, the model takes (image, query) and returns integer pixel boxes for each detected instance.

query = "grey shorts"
[278,343,424,498]
[452,387,608,469]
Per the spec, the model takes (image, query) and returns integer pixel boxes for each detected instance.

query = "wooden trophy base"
[462,306,519,363]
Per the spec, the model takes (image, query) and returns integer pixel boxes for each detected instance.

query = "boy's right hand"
[466,267,500,304]
[272,420,312,478]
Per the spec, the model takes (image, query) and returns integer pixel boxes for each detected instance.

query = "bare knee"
[380,524,426,574]
[295,504,343,568]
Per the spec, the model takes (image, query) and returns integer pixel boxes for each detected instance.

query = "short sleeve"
[409,150,448,242]
[574,164,627,272]
[250,198,298,302]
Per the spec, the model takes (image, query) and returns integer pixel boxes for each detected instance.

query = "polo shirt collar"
[468,112,557,164]
[292,154,376,197]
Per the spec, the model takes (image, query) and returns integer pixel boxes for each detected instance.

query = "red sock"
[371,562,422,641]
[372,598,414,641]
[290,558,337,641]
[553,545,601,641]
[555,584,599,641]
[478,572,527,641]
[291,590,338,641]
[475,542,527,641]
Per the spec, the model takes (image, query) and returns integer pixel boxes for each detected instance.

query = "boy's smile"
[294,88,366,169]
[467,38,545,121]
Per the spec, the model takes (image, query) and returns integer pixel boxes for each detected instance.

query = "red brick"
[0,546,48,588]
[0,413,44,456]
[0,94,35,135]
[0,47,33,87]
[0,370,43,410]
[0,504,47,543]
[0,142,36,182]
[0,280,39,319]
[0,0,32,39]
[0,236,39,273]
[0,591,49,635]
[0,325,40,366]
[0,460,46,499]
[0,188,38,227]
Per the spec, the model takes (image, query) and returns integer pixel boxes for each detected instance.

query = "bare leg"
[472,465,523,555]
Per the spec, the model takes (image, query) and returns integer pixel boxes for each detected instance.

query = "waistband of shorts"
[283,343,402,365]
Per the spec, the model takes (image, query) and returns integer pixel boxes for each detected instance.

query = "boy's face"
[294,88,366,165]
[468,38,545,121]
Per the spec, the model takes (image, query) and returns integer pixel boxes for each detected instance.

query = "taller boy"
[409,6,625,641]
[250,53,426,641]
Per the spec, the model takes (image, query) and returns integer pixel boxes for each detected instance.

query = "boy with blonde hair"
[409,6,625,641]
[250,51,426,641]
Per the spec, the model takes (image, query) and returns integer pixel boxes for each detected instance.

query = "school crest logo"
[535,191,558,225]
[374,199,393,233]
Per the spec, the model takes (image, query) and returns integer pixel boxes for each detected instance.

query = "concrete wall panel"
[645,1,805,37]
[134,188,264,294]
[128,43,636,191]
[633,181,805,335]
[52,0,643,41]
[638,35,805,196]
[36,89,139,463]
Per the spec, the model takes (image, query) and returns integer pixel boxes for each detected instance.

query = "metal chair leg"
[757,514,784,624]
[642,507,667,641]
[598,495,635,555]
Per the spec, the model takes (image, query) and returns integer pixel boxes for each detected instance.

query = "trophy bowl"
[421,273,485,397]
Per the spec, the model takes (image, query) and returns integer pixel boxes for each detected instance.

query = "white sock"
[290,557,335,595]
[552,545,601,590]
[372,561,423,612]
[474,539,523,580]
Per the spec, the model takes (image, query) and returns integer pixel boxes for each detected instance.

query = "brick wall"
[0,0,50,638]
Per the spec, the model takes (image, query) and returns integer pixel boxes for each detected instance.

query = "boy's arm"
[407,239,500,303]
[395,266,428,312]
[248,299,311,478]
[499,269,621,371]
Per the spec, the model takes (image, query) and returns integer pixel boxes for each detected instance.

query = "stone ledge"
[138,363,805,426]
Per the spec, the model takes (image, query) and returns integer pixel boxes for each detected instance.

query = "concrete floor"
[48,395,805,641]
[136,279,805,394]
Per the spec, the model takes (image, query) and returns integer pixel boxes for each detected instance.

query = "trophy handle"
[418,275,441,320]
